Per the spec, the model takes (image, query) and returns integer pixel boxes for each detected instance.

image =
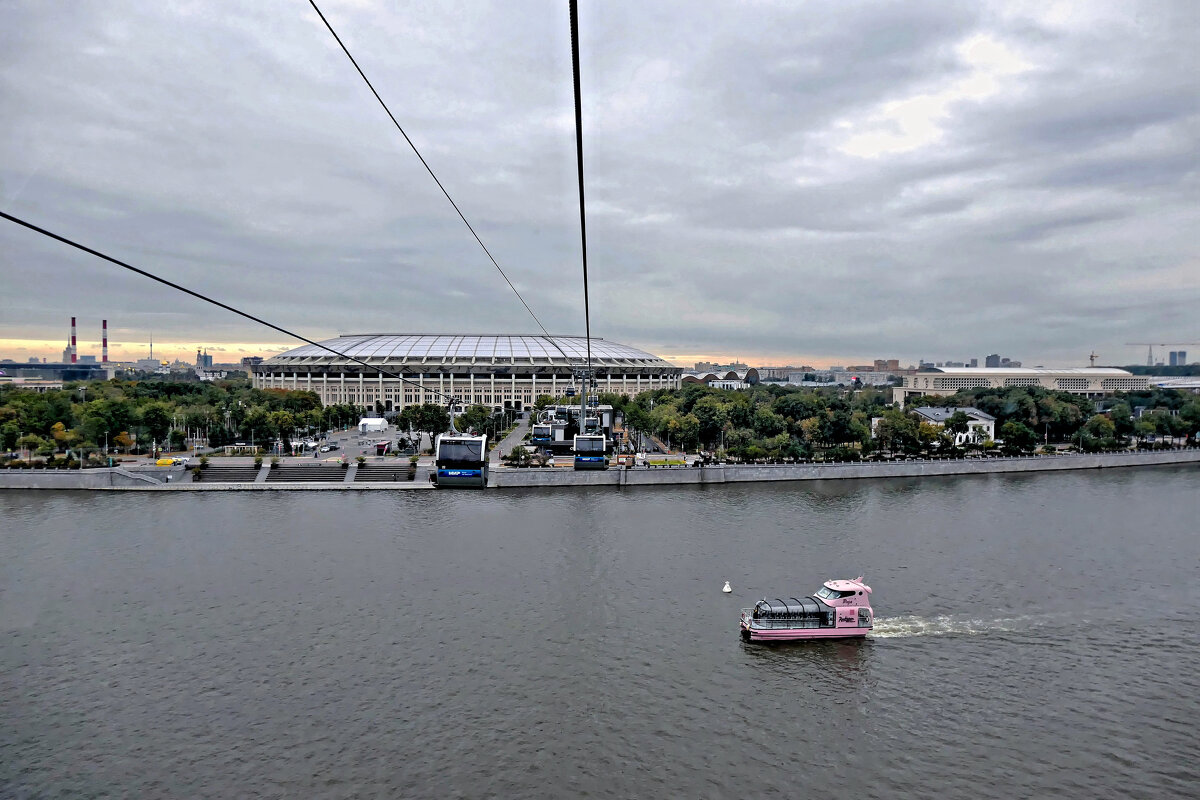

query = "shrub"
[199,455,209,468]
[356,455,366,465]
[191,466,202,480]
[270,456,280,467]
[254,455,263,468]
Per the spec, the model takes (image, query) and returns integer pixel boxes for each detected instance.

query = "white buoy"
[722,580,732,593]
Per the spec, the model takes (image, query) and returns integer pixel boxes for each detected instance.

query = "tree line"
[0,377,363,462]
[602,383,1200,461]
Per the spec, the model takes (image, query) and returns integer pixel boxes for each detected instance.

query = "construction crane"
[1124,342,1200,367]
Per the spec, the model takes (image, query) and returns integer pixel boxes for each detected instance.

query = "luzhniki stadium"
[252,334,683,412]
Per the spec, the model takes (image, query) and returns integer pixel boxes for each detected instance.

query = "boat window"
[815,586,855,600]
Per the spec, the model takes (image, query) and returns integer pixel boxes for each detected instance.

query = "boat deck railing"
[740,610,830,630]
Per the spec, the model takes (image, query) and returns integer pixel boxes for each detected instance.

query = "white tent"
[358,417,388,433]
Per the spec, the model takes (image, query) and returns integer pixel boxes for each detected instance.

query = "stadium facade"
[252,334,683,412]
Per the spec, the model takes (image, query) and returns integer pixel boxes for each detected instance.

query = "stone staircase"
[354,463,416,483]
[195,463,263,483]
[265,464,346,483]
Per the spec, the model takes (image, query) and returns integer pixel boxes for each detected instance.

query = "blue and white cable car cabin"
[434,433,489,488]
[573,433,607,469]
[530,422,553,444]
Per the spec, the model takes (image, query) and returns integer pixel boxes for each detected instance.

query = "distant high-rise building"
[970,358,978,368]
[985,354,1000,368]
[1168,350,1187,366]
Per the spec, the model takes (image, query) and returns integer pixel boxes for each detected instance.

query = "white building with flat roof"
[893,367,1148,405]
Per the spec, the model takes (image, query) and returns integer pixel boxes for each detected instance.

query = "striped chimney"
[102,320,108,363]
[70,316,77,363]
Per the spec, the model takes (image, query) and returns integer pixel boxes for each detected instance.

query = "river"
[2,466,1197,798]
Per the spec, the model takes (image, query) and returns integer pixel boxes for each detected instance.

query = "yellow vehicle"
[155,458,177,466]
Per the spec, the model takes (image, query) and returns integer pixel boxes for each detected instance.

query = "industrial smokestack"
[70,316,77,363]
[102,320,108,363]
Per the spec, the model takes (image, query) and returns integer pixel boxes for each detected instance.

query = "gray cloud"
[2,0,1197,367]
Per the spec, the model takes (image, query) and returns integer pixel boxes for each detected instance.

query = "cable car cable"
[306,0,554,343]
[569,0,593,378]
[0,209,458,404]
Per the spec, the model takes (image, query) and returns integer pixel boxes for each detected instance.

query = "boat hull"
[741,624,870,643]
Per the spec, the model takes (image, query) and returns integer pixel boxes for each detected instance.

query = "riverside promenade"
[0,448,1197,490]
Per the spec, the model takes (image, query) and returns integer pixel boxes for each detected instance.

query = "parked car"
[155,458,177,466]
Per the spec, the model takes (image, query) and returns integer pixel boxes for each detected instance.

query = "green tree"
[140,402,172,444]
[999,421,1037,454]
[269,410,296,452]
[458,405,492,435]
[80,398,133,446]
[691,396,729,447]
[873,409,919,455]
[17,433,50,456]
[752,407,787,438]
[1079,414,1117,451]
[413,403,450,450]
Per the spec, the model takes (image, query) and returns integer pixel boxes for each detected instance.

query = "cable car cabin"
[564,386,577,397]
[582,416,601,434]
[434,433,489,488]
[530,423,553,444]
[573,434,607,470]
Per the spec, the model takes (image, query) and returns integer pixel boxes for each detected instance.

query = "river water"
[2,466,1198,798]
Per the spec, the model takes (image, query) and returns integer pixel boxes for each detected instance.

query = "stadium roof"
[264,334,676,367]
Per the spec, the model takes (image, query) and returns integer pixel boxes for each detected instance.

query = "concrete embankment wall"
[0,449,1196,490]
[488,449,1200,489]
[0,466,176,489]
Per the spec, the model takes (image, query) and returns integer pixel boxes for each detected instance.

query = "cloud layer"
[2,0,1197,366]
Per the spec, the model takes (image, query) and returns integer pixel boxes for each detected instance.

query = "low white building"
[893,367,1148,405]
[870,406,996,445]
[681,368,760,390]
[911,407,996,445]
[358,417,388,433]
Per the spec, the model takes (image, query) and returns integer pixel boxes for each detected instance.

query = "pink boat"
[740,577,873,642]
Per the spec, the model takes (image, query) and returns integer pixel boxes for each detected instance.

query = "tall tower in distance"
[102,320,109,363]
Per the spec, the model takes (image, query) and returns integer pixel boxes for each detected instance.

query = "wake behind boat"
[740,577,873,642]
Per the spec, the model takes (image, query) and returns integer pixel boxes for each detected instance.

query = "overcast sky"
[2,0,1197,367]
